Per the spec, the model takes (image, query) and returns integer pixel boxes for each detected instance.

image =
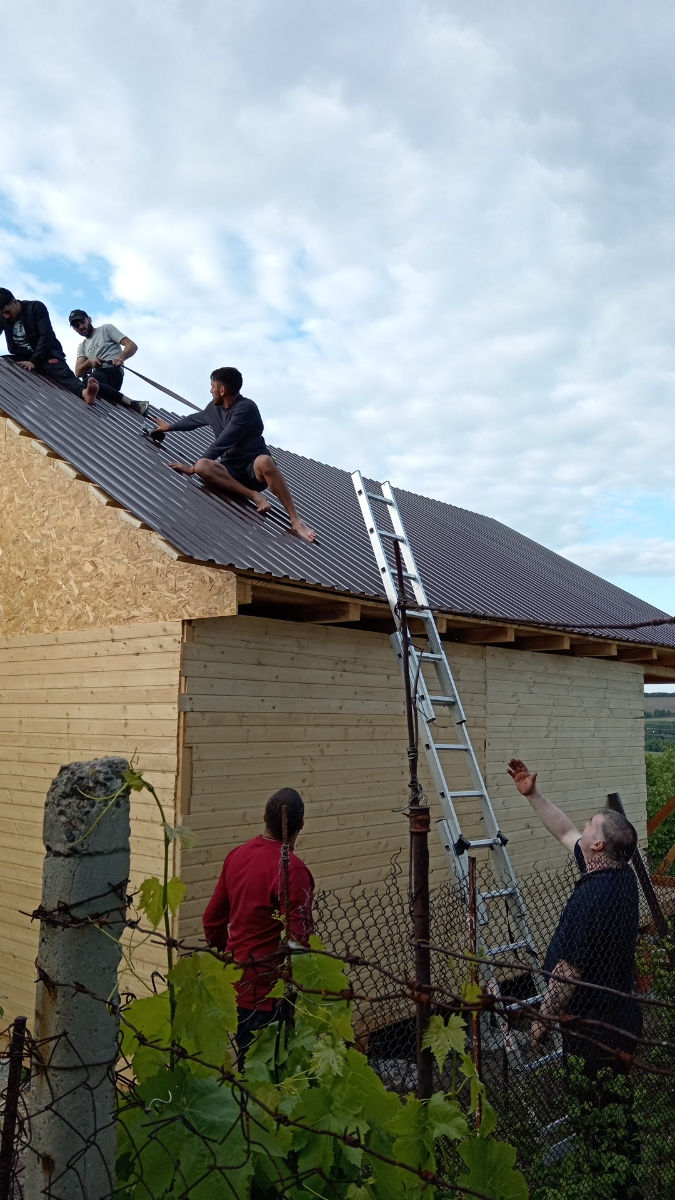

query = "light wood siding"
[483,647,648,876]
[178,615,487,936]
[0,622,182,1020]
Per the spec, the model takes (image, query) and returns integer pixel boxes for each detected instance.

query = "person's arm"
[507,759,580,853]
[157,409,210,435]
[27,301,59,368]
[531,960,582,1044]
[200,398,264,461]
[75,350,103,376]
[202,871,230,951]
[112,336,138,367]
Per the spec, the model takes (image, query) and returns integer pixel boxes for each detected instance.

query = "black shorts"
[219,455,268,492]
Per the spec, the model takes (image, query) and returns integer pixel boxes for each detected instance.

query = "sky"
[1,1,674,667]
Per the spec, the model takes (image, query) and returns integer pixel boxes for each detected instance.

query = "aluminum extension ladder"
[352,470,564,1088]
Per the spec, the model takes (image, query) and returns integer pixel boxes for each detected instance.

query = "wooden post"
[24,758,131,1200]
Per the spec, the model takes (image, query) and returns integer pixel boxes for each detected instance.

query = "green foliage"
[114,772,527,1197]
[117,946,528,1198]
[645,746,675,870]
[633,922,675,1199]
[522,1058,641,1200]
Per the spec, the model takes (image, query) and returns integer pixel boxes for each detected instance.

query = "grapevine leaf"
[347,1181,375,1198]
[462,978,483,1006]
[479,1095,498,1137]
[120,992,171,1083]
[170,953,240,1065]
[426,1093,468,1142]
[421,1013,467,1072]
[458,1136,529,1199]
[310,1033,348,1080]
[166,876,187,916]
[137,876,165,929]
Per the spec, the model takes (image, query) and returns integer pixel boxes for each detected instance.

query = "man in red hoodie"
[203,787,314,1067]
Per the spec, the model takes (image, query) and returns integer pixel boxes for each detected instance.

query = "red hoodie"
[203,835,315,1010]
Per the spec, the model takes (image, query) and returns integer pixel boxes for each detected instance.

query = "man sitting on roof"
[69,309,146,413]
[153,366,316,543]
[0,289,136,411]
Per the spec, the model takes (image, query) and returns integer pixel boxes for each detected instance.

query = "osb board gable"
[0,418,237,635]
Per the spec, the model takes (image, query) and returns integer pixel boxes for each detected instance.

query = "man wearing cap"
[0,288,137,410]
[70,309,140,402]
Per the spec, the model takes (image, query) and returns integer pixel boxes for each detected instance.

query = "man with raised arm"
[153,367,316,543]
[0,289,127,408]
[203,787,314,1067]
[507,758,642,1070]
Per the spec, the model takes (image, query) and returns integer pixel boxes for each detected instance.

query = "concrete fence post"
[24,757,131,1200]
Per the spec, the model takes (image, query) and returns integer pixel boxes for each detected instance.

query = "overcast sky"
[1,1,674,637]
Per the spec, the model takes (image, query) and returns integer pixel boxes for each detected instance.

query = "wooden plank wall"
[0,622,183,1021]
[483,647,648,876]
[177,615,488,938]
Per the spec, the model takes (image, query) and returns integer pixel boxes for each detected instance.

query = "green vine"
[112,771,527,1199]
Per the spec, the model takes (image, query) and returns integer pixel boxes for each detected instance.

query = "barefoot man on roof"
[154,367,316,543]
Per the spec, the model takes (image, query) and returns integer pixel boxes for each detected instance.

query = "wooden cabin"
[1,358,673,1022]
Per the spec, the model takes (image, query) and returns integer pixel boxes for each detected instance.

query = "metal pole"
[607,791,675,969]
[0,1015,27,1200]
[393,542,433,1099]
[467,858,483,1129]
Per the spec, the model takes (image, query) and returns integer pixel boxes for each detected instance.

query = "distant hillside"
[645,691,675,751]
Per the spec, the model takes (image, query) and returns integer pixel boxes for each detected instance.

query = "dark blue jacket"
[0,300,66,367]
[167,395,269,466]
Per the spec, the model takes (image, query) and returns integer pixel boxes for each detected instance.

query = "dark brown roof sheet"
[1,358,673,648]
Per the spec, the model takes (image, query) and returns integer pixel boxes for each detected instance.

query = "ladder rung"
[521,1049,564,1074]
[365,490,395,505]
[485,940,530,957]
[401,570,419,580]
[503,995,542,1013]
[427,694,458,706]
[433,743,468,752]
[480,887,516,900]
[544,1117,569,1136]
[377,529,405,542]
[414,651,443,661]
[447,790,484,800]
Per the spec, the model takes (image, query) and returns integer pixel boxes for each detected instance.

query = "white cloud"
[0,1,674,609]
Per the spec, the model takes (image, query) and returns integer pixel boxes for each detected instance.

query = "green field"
[645,692,675,751]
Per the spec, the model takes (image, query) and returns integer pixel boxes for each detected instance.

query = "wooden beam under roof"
[516,633,571,651]
[571,640,618,657]
[459,624,516,645]
[617,646,658,663]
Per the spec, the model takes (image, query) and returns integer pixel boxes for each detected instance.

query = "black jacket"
[0,300,66,367]
[167,395,269,465]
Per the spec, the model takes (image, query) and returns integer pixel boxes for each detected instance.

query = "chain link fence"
[1,858,674,1198]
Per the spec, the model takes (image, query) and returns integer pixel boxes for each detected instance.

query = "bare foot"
[169,462,195,475]
[253,496,271,515]
[82,377,99,405]
[291,518,316,543]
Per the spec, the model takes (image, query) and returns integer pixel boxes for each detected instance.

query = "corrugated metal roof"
[1,357,673,648]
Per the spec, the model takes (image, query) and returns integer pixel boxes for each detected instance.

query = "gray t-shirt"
[77,323,125,364]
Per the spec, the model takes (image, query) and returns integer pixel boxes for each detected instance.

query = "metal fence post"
[0,1015,27,1200]
[24,757,131,1200]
